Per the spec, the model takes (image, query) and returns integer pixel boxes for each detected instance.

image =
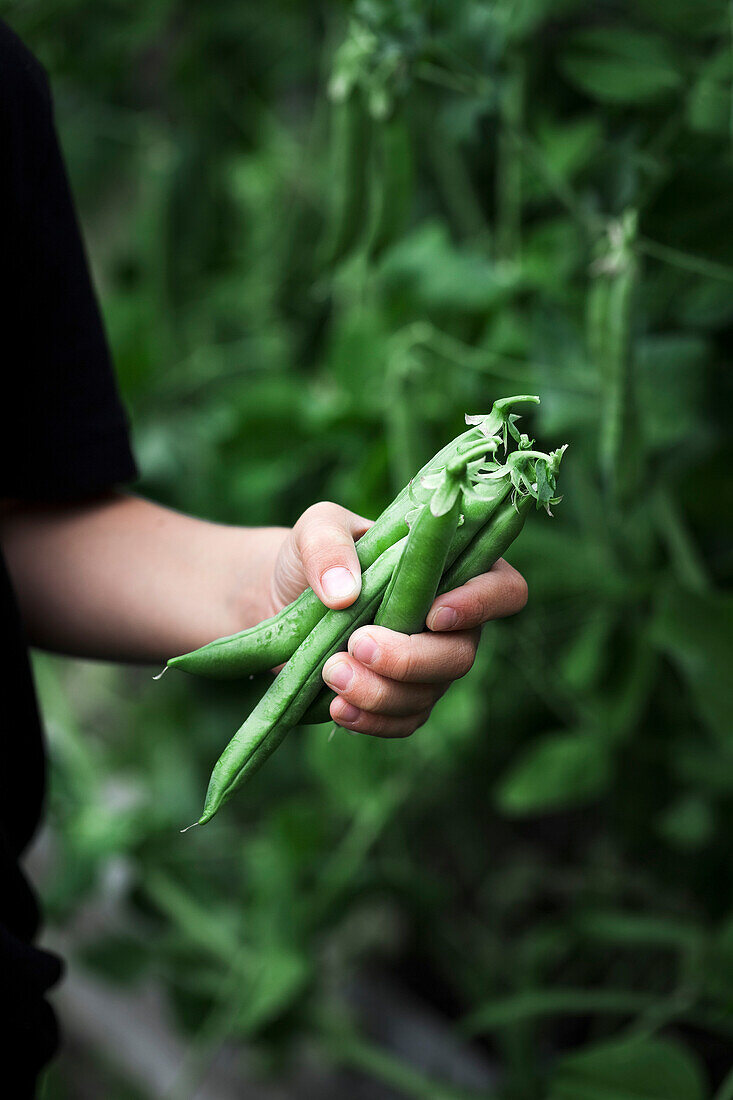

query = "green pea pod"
[586,267,610,377]
[375,441,495,635]
[167,396,540,679]
[590,212,642,506]
[198,536,407,825]
[600,247,640,505]
[319,90,371,269]
[438,493,532,595]
[368,114,413,264]
[301,465,513,725]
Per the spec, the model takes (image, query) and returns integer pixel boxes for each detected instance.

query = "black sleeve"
[0,19,138,500]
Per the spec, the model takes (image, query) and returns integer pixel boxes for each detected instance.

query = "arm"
[0,493,373,665]
[0,493,288,664]
[0,491,527,734]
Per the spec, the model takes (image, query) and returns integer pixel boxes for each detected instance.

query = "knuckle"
[514,571,529,610]
[414,709,432,731]
[501,560,529,609]
[366,629,407,678]
[396,711,430,738]
[494,560,529,613]
[355,672,392,713]
[452,636,477,678]
[400,637,421,681]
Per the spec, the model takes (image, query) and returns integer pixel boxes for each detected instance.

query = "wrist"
[220,524,290,635]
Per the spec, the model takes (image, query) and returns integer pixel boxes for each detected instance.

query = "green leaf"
[236,944,309,1033]
[650,581,733,742]
[574,909,702,952]
[495,731,611,815]
[380,221,521,312]
[548,1036,707,1100]
[463,988,660,1033]
[634,0,727,38]
[560,29,683,104]
[656,794,715,851]
[687,51,733,135]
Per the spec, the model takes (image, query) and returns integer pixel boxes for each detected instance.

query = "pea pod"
[590,211,642,505]
[439,446,567,592]
[438,493,532,595]
[198,536,407,824]
[319,89,371,269]
[167,396,540,679]
[368,114,413,263]
[375,440,496,634]
[301,460,513,725]
[187,411,566,823]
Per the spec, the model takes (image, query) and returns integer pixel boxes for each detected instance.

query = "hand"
[271,502,528,737]
[321,559,527,736]
[268,501,373,614]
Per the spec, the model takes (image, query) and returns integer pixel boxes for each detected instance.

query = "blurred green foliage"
[6,0,733,1095]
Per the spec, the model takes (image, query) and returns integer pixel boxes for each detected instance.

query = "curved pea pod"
[589,212,642,506]
[319,89,372,270]
[375,439,497,634]
[368,114,413,263]
[167,396,540,680]
[438,493,532,595]
[301,454,513,726]
[197,536,407,824]
[167,487,412,679]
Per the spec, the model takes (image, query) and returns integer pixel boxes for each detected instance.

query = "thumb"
[277,502,373,610]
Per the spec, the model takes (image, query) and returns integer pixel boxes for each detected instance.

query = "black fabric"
[0,19,138,1089]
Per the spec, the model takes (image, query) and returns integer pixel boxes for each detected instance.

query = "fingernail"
[323,660,353,692]
[322,567,358,600]
[352,634,379,665]
[337,702,361,725]
[430,606,459,631]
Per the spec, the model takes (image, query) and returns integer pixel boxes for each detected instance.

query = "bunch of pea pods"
[167,396,567,826]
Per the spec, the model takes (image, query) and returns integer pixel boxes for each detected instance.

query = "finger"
[426,558,528,632]
[330,697,433,739]
[322,653,441,717]
[294,502,373,609]
[346,625,479,684]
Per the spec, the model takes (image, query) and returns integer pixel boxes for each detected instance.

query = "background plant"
[6,0,732,1096]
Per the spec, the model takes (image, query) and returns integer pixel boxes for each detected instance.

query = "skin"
[0,492,528,738]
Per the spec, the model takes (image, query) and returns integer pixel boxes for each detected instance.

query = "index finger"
[347,624,479,684]
[294,502,373,609]
[425,558,528,632]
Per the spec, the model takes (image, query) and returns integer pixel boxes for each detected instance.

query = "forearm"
[0,493,288,664]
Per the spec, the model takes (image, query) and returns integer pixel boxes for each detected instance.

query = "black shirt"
[0,20,138,1090]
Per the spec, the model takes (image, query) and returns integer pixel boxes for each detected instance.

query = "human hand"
[268,501,373,615]
[271,501,528,735]
[321,559,528,736]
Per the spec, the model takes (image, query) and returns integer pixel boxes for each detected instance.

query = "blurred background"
[4,0,733,1096]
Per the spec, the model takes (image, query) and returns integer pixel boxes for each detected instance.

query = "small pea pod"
[198,536,407,824]
[319,89,372,269]
[586,262,610,377]
[591,211,642,505]
[440,446,568,592]
[438,493,532,595]
[167,396,540,679]
[376,440,496,634]
[368,113,413,263]
[301,450,512,725]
